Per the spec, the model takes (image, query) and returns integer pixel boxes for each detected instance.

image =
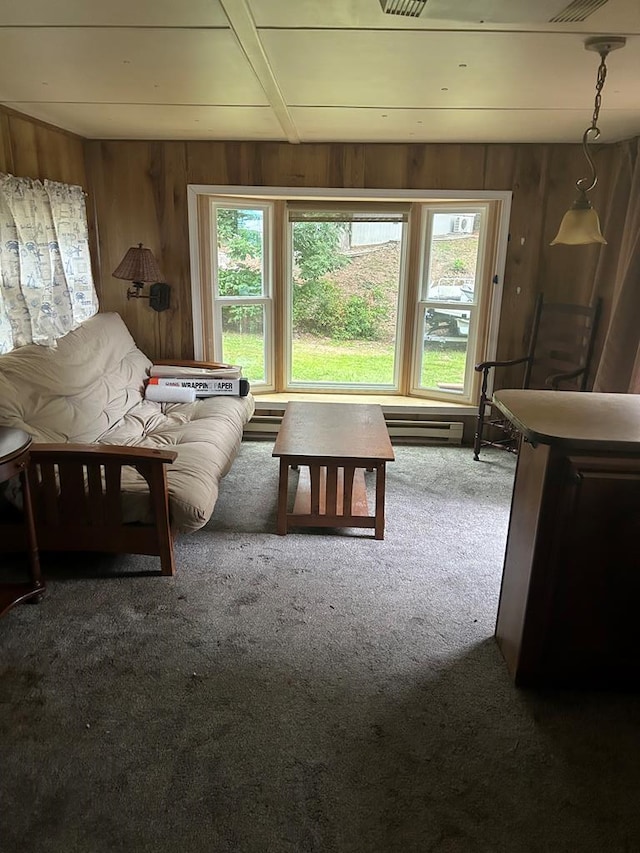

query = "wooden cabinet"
[493,390,640,688]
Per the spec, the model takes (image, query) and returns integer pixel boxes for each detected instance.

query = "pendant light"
[551,36,626,247]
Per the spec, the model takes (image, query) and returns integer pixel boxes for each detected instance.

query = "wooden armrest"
[153,358,234,370]
[25,443,177,577]
[30,443,177,464]
[546,366,586,389]
[475,355,531,373]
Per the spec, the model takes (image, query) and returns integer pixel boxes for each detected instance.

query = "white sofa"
[0,312,255,574]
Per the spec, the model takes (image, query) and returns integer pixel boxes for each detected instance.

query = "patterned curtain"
[0,173,98,353]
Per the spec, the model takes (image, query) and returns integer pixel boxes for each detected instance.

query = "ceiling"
[0,0,638,144]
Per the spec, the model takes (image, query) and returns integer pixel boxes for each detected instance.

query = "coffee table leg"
[375,462,386,540]
[277,458,289,535]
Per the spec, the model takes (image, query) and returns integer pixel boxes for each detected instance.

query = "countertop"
[493,389,640,452]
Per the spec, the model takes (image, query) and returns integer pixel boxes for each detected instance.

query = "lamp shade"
[550,206,607,246]
[112,243,164,282]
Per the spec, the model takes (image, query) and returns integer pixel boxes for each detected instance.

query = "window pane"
[220,304,265,383]
[420,335,469,394]
[290,219,401,386]
[425,211,481,303]
[420,304,471,393]
[216,208,264,297]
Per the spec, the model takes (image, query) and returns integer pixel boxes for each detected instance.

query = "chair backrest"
[523,294,601,392]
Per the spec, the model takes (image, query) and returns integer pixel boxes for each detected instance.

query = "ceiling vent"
[379,0,428,16]
[549,0,609,23]
[418,0,609,23]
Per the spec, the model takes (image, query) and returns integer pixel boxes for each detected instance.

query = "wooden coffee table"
[272,402,394,539]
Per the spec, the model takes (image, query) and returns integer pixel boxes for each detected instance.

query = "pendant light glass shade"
[550,194,606,246]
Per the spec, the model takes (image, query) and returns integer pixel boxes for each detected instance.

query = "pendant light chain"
[590,52,609,132]
[577,49,611,194]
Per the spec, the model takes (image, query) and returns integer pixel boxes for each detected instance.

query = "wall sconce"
[112,243,171,311]
[550,36,626,247]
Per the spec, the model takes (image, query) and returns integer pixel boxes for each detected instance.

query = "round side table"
[0,427,45,616]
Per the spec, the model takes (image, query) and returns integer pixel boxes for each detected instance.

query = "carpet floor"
[1,441,639,853]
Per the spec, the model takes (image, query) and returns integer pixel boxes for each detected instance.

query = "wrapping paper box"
[148,377,250,397]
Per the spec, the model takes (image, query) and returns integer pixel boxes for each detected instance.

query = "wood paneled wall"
[0,107,87,186]
[0,103,620,381]
[86,139,617,374]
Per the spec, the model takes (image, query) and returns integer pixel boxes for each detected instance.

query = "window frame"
[206,197,276,390]
[284,204,410,392]
[411,202,493,405]
[187,185,512,405]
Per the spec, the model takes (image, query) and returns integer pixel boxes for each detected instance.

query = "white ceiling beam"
[218,0,300,143]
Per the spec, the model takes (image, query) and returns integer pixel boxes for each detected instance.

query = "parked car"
[424,277,473,344]
[428,277,474,302]
[424,307,470,342]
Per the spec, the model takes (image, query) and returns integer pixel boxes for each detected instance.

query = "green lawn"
[223,333,467,388]
[291,338,396,384]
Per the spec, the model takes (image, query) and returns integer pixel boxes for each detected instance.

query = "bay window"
[189,187,510,406]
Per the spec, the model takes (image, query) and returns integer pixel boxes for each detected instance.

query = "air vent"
[379,0,428,17]
[451,215,474,234]
[420,1,609,23]
[550,0,608,21]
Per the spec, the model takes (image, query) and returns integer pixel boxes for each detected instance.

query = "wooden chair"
[473,294,602,461]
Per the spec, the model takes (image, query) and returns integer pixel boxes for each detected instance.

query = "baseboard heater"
[385,419,463,444]
[244,416,463,445]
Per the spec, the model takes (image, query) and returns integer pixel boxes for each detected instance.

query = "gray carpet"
[1,442,640,853]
